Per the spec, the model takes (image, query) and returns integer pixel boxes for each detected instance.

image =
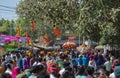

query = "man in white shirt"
[104,57,112,74]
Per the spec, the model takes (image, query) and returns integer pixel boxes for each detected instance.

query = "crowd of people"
[0,47,120,78]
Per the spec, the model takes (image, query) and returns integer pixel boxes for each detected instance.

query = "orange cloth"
[0,66,4,73]
[54,27,61,36]
[31,21,35,30]
[13,60,16,67]
[17,26,20,37]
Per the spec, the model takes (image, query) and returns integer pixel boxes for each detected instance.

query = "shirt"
[104,61,112,72]
[76,75,86,78]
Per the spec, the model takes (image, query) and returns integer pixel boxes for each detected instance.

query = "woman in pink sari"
[12,66,20,78]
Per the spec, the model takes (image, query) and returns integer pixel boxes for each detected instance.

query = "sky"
[0,0,21,20]
[0,0,82,20]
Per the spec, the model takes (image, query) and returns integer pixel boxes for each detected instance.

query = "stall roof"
[54,40,82,45]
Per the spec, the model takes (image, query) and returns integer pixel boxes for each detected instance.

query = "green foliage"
[16,0,120,47]
[16,0,79,40]
[76,0,120,46]
[0,19,16,35]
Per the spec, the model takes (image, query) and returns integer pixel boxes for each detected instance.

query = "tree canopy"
[15,0,120,46]
[0,19,16,35]
[16,0,80,39]
[76,0,120,46]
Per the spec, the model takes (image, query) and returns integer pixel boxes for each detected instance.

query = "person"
[75,66,86,78]
[16,73,28,78]
[97,68,107,78]
[96,54,105,70]
[78,55,83,66]
[24,69,31,77]
[49,67,60,78]
[29,65,41,78]
[5,53,12,62]
[109,61,120,78]
[104,57,112,75]
[112,56,120,71]
[37,58,43,65]
[81,53,88,67]
[59,61,70,75]
[72,55,77,72]
[0,73,11,78]
[12,56,17,67]
[88,56,97,71]
[60,70,75,78]
[57,54,64,70]
[109,53,114,63]
[5,63,12,75]
[30,54,35,67]
[12,66,21,78]
[86,66,95,78]
[16,53,23,70]
[1,58,7,72]
[0,66,4,73]
[34,64,49,78]
[22,54,28,70]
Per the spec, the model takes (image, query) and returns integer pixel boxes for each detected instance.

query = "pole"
[10,25,12,36]
[83,36,85,44]
[79,34,80,46]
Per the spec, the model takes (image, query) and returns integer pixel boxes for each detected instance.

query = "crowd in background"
[0,48,120,78]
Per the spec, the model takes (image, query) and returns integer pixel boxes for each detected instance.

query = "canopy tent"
[2,45,18,51]
[62,41,76,48]
[0,34,31,43]
[85,41,98,46]
[95,45,104,49]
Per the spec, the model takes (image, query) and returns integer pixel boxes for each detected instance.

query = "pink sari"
[12,66,20,78]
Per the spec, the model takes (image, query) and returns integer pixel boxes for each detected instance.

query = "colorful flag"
[31,20,35,30]
[26,32,29,38]
[54,26,61,36]
[17,26,20,37]
[27,40,30,46]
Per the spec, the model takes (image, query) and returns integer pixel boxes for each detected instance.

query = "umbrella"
[95,45,104,49]
[62,41,76,48]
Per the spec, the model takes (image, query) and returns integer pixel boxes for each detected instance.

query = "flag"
[26,32,29,38]
[27,40,30,46]
[31,20,35,30]
[54,27,61,36]
[17,26,20,37]
[26,32,30,46]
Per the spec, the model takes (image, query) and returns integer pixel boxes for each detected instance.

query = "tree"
[16,0,120,47]
[0,19,16,35]
[76,0,120,46]
[16,0,80,40]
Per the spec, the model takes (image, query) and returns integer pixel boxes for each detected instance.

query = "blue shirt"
[76,75,86,78]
